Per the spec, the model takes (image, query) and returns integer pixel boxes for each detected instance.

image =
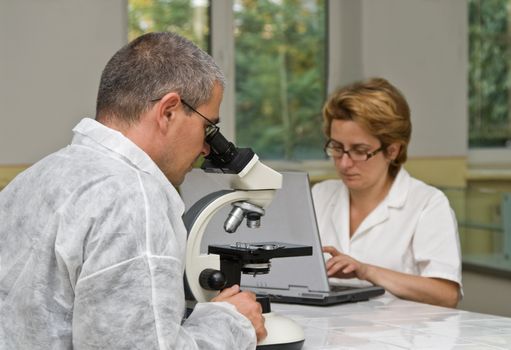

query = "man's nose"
[201,142,211,157]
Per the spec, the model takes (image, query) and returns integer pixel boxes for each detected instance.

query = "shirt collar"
[71,117,184,214]
[385,168,410,209]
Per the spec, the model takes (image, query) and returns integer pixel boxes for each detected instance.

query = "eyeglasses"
[180,99,219,138]
[324,139,383,162]
[150,95,219,137]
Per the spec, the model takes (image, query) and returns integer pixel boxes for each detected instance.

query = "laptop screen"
[179,169,330,292]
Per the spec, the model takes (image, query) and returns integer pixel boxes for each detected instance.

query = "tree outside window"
[469,0,511,148]
[128,0,209,50]
[234,0,326,160]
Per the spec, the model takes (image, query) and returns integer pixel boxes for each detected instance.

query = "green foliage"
[469,0,511,147]
[127,0,326,160]
[234,0,326,160]
[128,0,209,49]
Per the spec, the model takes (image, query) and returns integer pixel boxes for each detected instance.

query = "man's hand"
[323,246,369,280]
[212,285,267,341]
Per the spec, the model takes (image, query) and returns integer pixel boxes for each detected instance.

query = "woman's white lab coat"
[312,169,462,289]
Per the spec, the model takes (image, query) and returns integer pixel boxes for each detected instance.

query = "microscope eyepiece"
[205,128,237,164]
[201,129,255,174]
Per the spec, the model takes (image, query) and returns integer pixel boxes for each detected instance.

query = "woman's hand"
[322,246,460,307]
[322,245,369,280]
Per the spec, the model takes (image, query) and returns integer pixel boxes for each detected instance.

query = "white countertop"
[272,294,511,349]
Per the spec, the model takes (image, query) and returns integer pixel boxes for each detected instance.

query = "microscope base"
[256,312,305,349]
[256,339,305,350]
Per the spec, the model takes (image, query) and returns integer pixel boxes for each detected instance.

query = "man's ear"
[155,92,181,132]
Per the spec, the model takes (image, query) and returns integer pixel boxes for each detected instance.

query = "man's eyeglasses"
[180,99,219,137]
[324,139,383,162]
[151,95,219,137]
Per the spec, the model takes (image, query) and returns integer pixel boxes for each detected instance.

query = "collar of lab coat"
[385,168,410,209]
[71,117,185,215]
[340,168,411,240]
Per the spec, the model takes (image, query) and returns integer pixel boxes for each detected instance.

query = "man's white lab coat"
[0,118,256,349]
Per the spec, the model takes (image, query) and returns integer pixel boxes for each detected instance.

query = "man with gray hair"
[0,32,265,349]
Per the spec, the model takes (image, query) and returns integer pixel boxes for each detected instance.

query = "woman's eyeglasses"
[324,139,383,162]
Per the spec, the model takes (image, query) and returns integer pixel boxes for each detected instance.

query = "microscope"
[183,127,310,349]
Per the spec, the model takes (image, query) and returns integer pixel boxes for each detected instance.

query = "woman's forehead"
[330,119,377,141]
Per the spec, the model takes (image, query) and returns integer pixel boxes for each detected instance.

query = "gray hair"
[96,32,225,124]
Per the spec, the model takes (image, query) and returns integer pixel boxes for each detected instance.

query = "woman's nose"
[336,152,353,168]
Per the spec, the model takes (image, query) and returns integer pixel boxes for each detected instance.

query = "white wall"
[328,0,363,93]
[0,0,126,164]
[332,0,467,158]
[360,0,468,158]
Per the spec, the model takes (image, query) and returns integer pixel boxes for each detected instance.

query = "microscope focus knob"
[256,296,271,313]
[199,268,227,290]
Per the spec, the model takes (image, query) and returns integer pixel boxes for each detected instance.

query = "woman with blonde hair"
[313,77,462,307]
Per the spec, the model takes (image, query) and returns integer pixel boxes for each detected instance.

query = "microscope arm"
[183,189,277,303]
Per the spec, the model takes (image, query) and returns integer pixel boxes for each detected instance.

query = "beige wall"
[404,157,467,188]
[0,165,27,190]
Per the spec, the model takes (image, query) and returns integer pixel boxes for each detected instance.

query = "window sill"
[467,168,511,181]
[469,148,511,170]
[264,159,337,184]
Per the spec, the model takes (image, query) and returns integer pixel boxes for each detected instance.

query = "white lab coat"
[0,118,256,350]
[312,169,462,289]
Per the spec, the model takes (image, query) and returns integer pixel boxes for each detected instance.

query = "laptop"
[180,169,385,306]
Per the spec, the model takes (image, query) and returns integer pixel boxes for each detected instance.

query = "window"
[128,0,327,162]
[233,0,326,160]
[469,0,511,148]
[128,0,210,50]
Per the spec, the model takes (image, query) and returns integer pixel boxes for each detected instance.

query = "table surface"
[272,294,511,349]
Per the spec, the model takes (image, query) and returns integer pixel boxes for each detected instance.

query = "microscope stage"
[208,242,312,262]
